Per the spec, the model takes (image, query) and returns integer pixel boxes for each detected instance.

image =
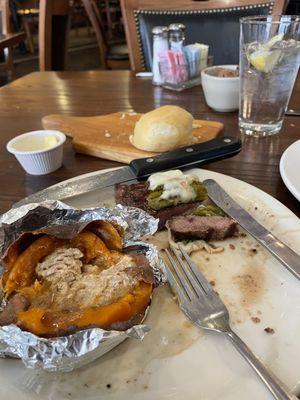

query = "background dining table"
[0,70,299,216]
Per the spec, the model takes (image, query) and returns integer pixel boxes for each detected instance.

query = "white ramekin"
[7,130,66,175]
[201,65,239,112]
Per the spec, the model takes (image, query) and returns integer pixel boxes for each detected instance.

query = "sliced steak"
[155,202,200,229]
[115,182,149,209]
[0,293,30,326]
[169,215,237,241]
[115,182,200,229]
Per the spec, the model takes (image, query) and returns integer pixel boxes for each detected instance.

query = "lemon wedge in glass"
[247,33,284,73]
[264,33,284,50]
[249,49,281,73]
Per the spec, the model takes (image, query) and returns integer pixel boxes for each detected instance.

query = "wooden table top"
[0,70,299,216]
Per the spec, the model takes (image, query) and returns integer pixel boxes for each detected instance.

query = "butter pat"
[7,130,66,175]
[12,134,58,152]
[44,135,58,148]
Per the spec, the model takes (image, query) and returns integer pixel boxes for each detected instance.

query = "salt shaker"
[152,26,169,85]
[169,23,185,52]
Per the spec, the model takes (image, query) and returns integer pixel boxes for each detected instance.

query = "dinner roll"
[130,105,195,152]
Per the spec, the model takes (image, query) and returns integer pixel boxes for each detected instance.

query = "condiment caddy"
[152,23,210,91]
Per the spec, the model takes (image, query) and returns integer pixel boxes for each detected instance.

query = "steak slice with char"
[169,215,237,241]
[155,203,200,229]
[115,182,149,209]
[115,182,200,229]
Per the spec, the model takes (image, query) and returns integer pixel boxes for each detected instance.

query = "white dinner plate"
[1,168,300,400]
[280,139,300,202]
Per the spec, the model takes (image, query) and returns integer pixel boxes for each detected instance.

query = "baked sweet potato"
[1,221,154,338]
[2,233,37,272]
[70,230,120,266]
[17,282,152,336]
[3,236,58,297]
[2,233,38,287]
[2,229,120,297]
[89,220,123,251]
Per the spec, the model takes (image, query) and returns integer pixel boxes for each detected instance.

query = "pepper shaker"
[152,26,169,85]
[169,23,186,52]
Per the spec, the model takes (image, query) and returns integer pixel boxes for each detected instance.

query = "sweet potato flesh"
[17,282,152,337]
[3,236,58,297]
[88,220,123,252]
[70,231,120,267]
[1,221,152,337]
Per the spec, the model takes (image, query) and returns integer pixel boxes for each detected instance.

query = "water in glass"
[239,16,300,137]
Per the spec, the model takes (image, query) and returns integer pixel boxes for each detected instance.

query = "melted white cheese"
[148,170,183,190]
[148,170,198,203]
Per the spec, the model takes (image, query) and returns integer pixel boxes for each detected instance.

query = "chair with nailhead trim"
[120,0,287,71]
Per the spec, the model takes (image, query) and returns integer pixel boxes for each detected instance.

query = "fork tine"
[162,253,186,303]
[179,246,215,294]
[165,249,195,301]
[170,247,208,298]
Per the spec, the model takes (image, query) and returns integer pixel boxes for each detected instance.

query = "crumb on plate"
[264,327,275,334]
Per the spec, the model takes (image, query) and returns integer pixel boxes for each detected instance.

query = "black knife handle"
[129,136,241,178]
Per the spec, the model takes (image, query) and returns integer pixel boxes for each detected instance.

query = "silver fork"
[164,247,297,400]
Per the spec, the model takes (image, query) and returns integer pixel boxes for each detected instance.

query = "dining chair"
[39,0,70,71]
[100,0,124,41]
[82,0,129,69]
[71,0,92,38]
[0,0,26,79]
[15,0,39,54]
[120,0,287,71]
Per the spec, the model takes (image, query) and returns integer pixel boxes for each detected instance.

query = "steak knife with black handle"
[15,136,241,207]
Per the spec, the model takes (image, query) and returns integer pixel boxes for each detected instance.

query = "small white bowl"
[7,130,66,175]
[201,65,239,112]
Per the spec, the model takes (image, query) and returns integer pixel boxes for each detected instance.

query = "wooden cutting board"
[42,112,224,164]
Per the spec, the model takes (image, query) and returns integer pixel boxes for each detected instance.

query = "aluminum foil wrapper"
[0,201,166,372]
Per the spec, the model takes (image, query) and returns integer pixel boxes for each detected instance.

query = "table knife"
[204,179,300,281]
[15,136,241,207]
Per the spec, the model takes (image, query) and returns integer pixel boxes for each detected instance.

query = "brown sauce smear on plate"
[233,265,265,307]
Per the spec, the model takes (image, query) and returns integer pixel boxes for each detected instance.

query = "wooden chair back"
[82,0,108,68]
[120,0,287,71]
[0,0,26,79]
[1,0,11,34]
[39,0,70,71]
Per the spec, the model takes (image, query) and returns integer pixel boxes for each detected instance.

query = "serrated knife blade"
[14,167,136,208]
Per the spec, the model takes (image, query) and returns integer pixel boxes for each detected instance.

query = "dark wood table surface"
[0,70,299,216]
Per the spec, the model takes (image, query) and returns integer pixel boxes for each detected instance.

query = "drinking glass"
[239,15,300,137]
